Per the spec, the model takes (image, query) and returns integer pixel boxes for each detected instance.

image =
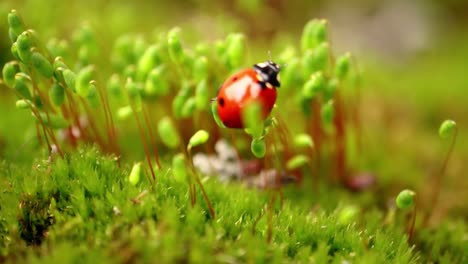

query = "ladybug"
[216,61,280,128]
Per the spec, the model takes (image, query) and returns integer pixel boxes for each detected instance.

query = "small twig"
[131,190,149,204]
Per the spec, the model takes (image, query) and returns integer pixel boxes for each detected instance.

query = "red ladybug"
[216,61,280,128]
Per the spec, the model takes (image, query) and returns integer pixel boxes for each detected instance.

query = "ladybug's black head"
[253,61,281,88]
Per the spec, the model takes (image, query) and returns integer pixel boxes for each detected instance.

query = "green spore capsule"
[137,45,162,80]
[37,112,69,129]
[321,100,334,126]
[195,79,209,110]
[193,56,208,82]
[211,101,225,128]
[172,82,191,118]
[86,81,100,108]
[133,36,147,59]
[215,40,227,59]
[33,95,44,110]
[15,99,32,109]
[9,28,18,43]
[14,73,32,100]
[280,58,299,88]
[76,65,95,97]
[242,102,264,138]
[195,43,209,56]
[117,105,133,121]
[47,38,69,58]
[293,134,314,148]
[78,46,91,65]
[112,35,133,69]
[53,57,69,70]
[123,64,137,79]
[278,45,296,64]
[11,42,20,60]
[157,116,181,149]
[226,33,246,69]
[107,74,122,99]
[181,97,197,118]
[323,78,338,101]
[125,78,142,111]
[8,10,25,38]
[62,68,76,92]
[286,155,310,170]
[144,65,168,97]
[73,23,98,58]
[301,19,328,52]
[188,130,210,150]
[31,51,53,78]
[396,189,416,210]
[129,162,144,186]
[168,27,184,64]
[439,119,457,139]
[172,153,187,182]
[2,61,20,87]
[302,71,325,99]
[16,31,33,63]
[303,43,329,74]
[335,53,351,80]
[251,138,266,158]
[49,82,65,107]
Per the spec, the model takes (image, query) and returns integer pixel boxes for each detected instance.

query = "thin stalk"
[142,165,154,191]
[187,148,215,219]
[142,105,161,169]
[80,98,107,149]
[333,92,348,183]
[65,90,87,140]
[95,80,120,164]
[93,81,113,151]
[310,99,322,173]
[29,68,64,157]
[35,123,44,147]
[425,127,458,225]
[270,129,284,203]
[13,89,57,158]
[43,112,64,158]
[133,109,156,183]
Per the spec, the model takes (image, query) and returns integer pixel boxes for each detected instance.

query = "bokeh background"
[0,0,467,218]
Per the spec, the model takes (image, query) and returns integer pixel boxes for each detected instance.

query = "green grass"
[0,147,417,263]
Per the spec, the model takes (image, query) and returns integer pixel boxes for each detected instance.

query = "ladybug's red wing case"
[216,67,277,128]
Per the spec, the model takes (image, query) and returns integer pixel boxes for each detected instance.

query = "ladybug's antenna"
[267,50,272,62]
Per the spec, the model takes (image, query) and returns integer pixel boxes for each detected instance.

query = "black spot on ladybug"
[232,76,238,82]
[219,98,225,107]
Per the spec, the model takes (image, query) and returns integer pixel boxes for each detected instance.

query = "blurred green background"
[0,0,467,217]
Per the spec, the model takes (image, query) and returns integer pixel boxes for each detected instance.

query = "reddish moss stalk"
[187,148,215,219]
[425,127,458,225]
[142,105,161,170]
[333,92,348,184]
[133,110,157,183]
